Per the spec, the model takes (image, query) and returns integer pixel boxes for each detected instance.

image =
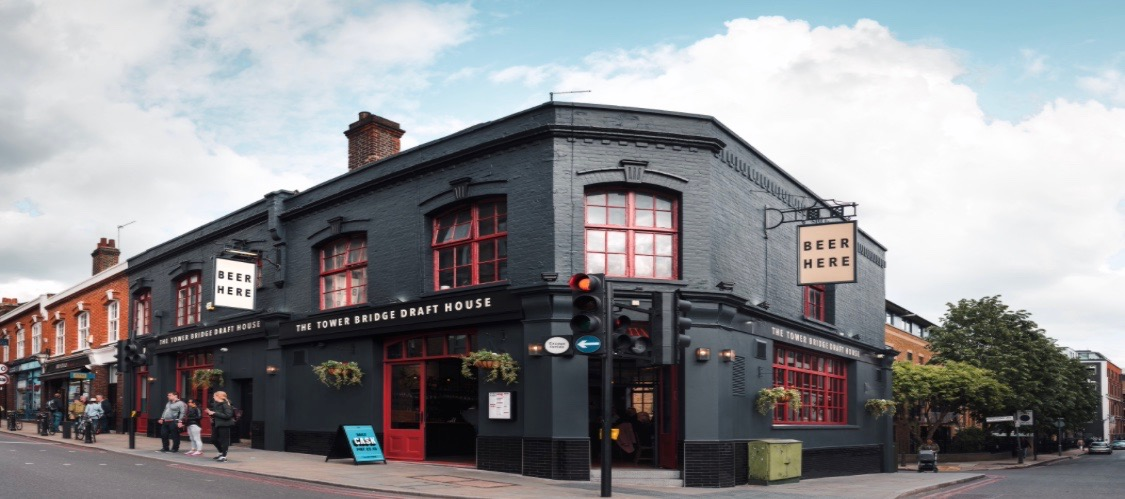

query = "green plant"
[756,386,802,415]
[312,360,364,389]
[865,398,897,418]
[460,350,520,385]
[191,369,224,389]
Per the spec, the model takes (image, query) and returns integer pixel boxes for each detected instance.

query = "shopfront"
[13,361,42,419]
[41,355,94,404]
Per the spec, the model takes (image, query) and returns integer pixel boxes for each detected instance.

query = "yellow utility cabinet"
[748,439,802,485]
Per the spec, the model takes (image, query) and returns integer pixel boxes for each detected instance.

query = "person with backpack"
[206,390,235,462]
[47,392,63,432]
[182,399,204,456]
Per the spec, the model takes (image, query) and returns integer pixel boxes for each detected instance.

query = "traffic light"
[611,313,653,361]
[569,273,607,354]
[125,340,147,367]
[673,290,693,350]
[653,291,694,365]
[117,340,129,373]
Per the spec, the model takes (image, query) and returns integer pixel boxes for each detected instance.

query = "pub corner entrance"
[588,358,680,470]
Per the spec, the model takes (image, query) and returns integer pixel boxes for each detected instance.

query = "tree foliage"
[926,296,1099,433]
[893,360,1010,444]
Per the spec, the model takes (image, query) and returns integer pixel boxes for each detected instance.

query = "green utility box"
[748,439,802,485]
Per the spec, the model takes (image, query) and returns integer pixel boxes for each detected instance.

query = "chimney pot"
[92,236,121,275]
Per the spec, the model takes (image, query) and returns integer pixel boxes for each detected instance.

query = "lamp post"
[1055,418,1064,456]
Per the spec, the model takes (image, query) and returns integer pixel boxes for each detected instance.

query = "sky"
[2,1,1124,364]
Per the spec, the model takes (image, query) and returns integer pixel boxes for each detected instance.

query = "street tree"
[892,360,1010,445]
[926,295,1099,435]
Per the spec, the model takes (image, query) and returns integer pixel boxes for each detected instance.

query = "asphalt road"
[0,432,406,498]
[910,450,1125,498]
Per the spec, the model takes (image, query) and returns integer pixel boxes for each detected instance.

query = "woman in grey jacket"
[206,391,235,462]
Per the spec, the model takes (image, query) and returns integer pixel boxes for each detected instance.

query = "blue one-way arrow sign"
[575,335,603,354]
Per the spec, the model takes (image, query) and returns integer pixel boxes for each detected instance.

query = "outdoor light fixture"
[875,353,885,359]
[147,376,156,383]
[695,348,711,362]
[540,272,559,282]
[528,343,544,357]
[265,365,279,375]
[720,349,735,362]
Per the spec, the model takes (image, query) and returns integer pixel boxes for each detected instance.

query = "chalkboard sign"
[325,425,386,465]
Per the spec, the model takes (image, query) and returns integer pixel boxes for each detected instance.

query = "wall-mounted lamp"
[755,301,771,310]
[695,348,711,362]
[527,343,544,357]
[206,302,215,311]
[147,376,157,383]
[875,353,885,359]
[720,349,735,362]
[265,365,279,375]
[220,347,229,352]
[540,272,559,282]
[716,281,735,291]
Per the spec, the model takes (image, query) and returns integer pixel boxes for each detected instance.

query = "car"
[1088,441,1113,454]
[1112,440,1125,450]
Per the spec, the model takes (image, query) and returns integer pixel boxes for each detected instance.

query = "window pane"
[448,335,469,355]
[655,257,673,278]
[456,245,472,265]
[588,253,606,274]
[607,231,627,252]
[453,223,471,240]
[587,230,605,251]
[406,338,423,358]
[497,237,507,257]
[607,254,627,275]
[426,336,445,356]
[636,209,653,227]
[607,192,627,206]
[439,270,454,289]
[635,193,653,209]
[478,262,496,282]
[655,234,673,255]
[456,268,472,286]
[479,217,495,236]
[656,211,673,229]
[608,207,627,225]
[587,206,606,225]
[655,196,672,210]
[480,241,495,261]
[438,248,453,269]
[634,255,654,276]
[635,233,654,255]
[587,193,606,206]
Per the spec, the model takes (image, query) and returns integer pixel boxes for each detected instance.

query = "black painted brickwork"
[684,441,736,488]
[802,445,882,478]
[284,430,334,456]
[523,438,590,481]
[733,440,749,485]
[251,421,265,449]
[478,436,522,474]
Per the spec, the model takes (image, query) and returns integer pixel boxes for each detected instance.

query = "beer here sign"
[797,221,857,285]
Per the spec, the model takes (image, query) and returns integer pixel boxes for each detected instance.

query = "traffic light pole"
[600,280,614,498]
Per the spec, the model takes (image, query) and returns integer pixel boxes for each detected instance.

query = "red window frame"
[772,345,847,425]
[175,273,202,327]
[134,291,152,335]
[319,234,368,310]
[432,199,507,290]
[584,189,678,279]
[804,284,826,321]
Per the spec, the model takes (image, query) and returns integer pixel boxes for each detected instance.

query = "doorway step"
[589,468,682,487]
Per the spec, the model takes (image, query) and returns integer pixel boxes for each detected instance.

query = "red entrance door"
[134,370,149,434]
[383,362,425,460]
[657,365,679,469]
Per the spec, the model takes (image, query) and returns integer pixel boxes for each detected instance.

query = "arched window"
[584,189,677,279]
[106,301,120,343]
[319,234,368,309]
[176,273,202,327]
[134,291,152,335]
[432,198,507,290]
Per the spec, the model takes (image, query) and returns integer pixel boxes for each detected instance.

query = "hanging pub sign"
[797,221,857,285]
[214,258,256,310]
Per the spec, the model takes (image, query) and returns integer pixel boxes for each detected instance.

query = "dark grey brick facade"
[125,102,892,487]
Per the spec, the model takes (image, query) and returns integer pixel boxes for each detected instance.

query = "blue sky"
[2,0,1124,364]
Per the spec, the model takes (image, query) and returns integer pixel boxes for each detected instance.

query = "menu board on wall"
[488,392,515,420]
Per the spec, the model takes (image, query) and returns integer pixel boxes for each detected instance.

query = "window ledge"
[771,424,859,430]
[800,316,837,330]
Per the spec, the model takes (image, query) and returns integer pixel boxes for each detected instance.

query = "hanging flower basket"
[313,360,364,389]
[191,369,224,389]
[756,387,803,415]
[865,398,897,418]
[460,350,519,385]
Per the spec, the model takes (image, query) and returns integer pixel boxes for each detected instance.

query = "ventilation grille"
[732,356,747,396]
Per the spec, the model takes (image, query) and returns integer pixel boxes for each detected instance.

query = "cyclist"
[83,399,104,442]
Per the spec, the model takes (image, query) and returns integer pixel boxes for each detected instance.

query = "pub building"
[123,102,893,487]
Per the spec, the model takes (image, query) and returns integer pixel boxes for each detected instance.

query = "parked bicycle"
[36,410,57,435]
[6,410,24,431]
[74,415,97,443]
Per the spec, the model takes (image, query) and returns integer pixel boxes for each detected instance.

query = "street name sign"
[986,415,1014,423]
[575,335,602,354]
[544,336,571,355]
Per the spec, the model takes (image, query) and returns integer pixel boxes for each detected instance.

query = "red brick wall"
[344,111,404,170]
[884,324,933,364]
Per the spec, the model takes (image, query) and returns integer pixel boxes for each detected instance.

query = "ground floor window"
[772,345,847,425]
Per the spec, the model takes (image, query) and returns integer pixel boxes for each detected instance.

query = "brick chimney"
[92,237,120,275]
[344,111,405,171]
[0,297,19,315]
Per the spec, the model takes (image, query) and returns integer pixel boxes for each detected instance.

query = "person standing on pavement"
[206,390,234,462]
[183,399,204,456]
[48,392,64,432]
[157,392,186,453]
[68,394,86,424]
[83,397,104,441]
[97,395,113,434]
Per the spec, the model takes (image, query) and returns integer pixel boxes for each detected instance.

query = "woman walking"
[183,399,204,456]
[206,391,235,462]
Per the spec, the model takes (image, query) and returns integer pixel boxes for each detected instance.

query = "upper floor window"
[106,301,120,343]
[585,190,677,279]
[2,345,7,362]
[432,199,507,290]
[176,273,202,327]
[804,285,826,322]
[55,321,65,354]
[16,330,25,358]
[31,322,42,355]
[77,312,90,350]
[319,234,368,309]
[134,291,152,335]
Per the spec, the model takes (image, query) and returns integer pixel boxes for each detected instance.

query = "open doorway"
[589,359,679,470]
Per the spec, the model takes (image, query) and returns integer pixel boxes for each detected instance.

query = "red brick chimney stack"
[0,297,19,315]
[344,111,405,171]
[92,237,121,275]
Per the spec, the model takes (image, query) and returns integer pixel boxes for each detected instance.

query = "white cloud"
[493,16,1125,362]
[1021,48,1048,77]
[1078,69,1125,104]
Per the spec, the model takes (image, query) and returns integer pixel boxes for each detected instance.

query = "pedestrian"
[206,390,235,462]
[47,392,64,432]
[68,394,86,424]
[183,399,204,456]
[1077,438,1084,452]
[97,395,113,434]
[919,438,940,453]
[83,397,104,441]
[157,392,186,453]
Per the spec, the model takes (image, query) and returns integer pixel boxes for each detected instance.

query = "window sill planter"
[460,350,519,385]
